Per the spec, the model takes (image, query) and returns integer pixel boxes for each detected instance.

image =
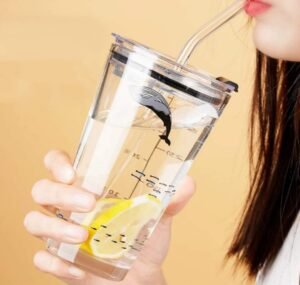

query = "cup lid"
[112,33,238,105]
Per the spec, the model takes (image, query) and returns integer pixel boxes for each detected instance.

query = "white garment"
[256,212,300,285]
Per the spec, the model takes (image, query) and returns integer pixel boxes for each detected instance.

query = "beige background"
[0,0,255,284]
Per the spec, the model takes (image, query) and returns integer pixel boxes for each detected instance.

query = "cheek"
[253,21,300,61]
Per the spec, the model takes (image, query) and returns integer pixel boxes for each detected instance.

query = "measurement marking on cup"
[91,227,97,231]
[94,239,100,242]
[187,128,198,134]
[106,233,112,237]
[131,173,142,181]
[129,96,177,200]
[150,175,159,180]
[131,169,176,198]
[156,147,184,161]
[101,225,107,229]
[107,189,120,198]
[129,245,140,251]
[112,240,118,244]
[124,149,148,162]
[129,138,162,199]
[156,147,164,151]
[133,153,141,160]
[120,236,126,242]
[131,170,147,182]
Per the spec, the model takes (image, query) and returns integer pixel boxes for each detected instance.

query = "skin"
[251,0,300,61]
[24,150,196,284]
[24,0,300,284]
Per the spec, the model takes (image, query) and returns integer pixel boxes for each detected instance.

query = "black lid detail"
[216,77,239,93]
[111,51,235,105]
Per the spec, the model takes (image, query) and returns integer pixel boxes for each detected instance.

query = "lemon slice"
[81,198,120,227]
[80,194,162,259]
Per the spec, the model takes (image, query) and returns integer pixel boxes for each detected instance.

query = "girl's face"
[245,0,300,61]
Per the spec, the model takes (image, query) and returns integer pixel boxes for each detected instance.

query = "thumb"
[164,176,196,218]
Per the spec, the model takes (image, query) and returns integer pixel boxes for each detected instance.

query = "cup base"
[47,240,129,281]
[75,250,129,281]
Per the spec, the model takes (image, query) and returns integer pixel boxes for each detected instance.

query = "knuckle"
[48,217,63,238]
[55,185,84,209]
[52,185,64,205]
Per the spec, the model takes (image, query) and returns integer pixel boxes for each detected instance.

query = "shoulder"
[256,212,300,285]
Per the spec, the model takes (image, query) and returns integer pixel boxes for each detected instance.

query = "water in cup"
[47,1,243,279]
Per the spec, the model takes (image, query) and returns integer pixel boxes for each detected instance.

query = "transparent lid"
[111,33,238,106]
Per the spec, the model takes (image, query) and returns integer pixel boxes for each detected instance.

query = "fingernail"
[73,194,94,211]
[69,266,85,278]
[65,226,86,242]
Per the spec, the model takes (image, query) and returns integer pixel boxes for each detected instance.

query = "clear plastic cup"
[47,33,238,281]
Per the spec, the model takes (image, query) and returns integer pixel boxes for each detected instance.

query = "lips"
[245,0,272,17]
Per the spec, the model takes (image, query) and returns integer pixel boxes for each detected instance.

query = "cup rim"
[112,33,237,94]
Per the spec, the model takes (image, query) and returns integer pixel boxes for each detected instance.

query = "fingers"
[44,150,75,184]
[32,179,96,212]
[29,150,89,281]
[24,211,88,243]
[164,176,196,217]
[33,250,86,280]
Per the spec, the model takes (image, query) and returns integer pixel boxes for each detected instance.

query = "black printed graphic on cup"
[131,86,172,146]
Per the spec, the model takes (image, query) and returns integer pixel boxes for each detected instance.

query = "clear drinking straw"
[176,0,245,66]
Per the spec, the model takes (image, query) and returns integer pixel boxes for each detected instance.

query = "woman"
[24,0,300,284]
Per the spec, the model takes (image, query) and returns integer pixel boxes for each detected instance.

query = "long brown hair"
[227,51,300,276]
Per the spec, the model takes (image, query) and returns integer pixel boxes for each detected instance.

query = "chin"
[253,23,300,62]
